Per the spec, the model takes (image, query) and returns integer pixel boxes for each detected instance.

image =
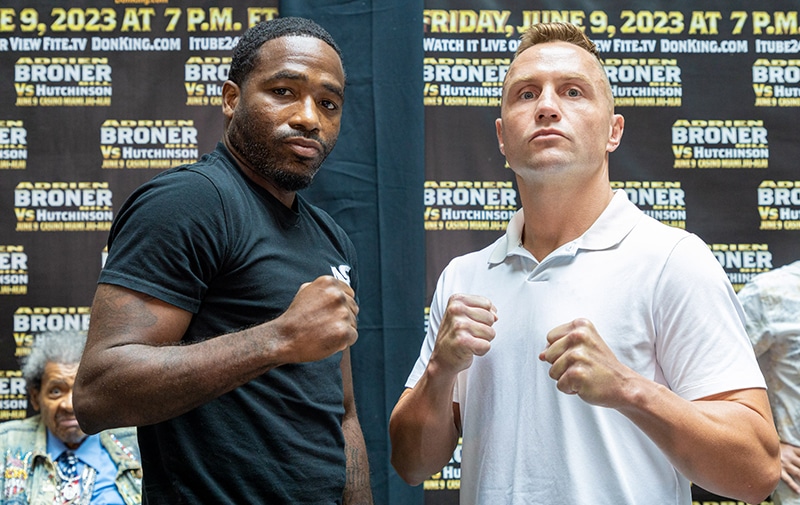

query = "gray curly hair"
[21,330,86,391]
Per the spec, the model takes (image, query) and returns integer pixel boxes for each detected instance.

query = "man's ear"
[495,117,505,156]
[606,114,625,153]
[221,80,240,121]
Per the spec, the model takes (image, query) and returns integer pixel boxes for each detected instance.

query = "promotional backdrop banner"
[421,1,798,504]
[0,2,425,505]
[2,0,799,504]
[2,0,269,413]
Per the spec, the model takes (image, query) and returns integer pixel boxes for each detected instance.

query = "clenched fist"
[271,275,359,364]
[430,293,498,376]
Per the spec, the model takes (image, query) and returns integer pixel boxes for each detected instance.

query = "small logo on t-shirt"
[331,265,351,286]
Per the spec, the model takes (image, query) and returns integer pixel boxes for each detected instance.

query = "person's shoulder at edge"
[0,415,40,435]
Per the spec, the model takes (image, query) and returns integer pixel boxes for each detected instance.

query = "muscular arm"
[389,294,495,485]
[340,349,373,505]
[542,319,781,504]
[620,384,779,503]
[74,277,358,433]
[389,374,461,486]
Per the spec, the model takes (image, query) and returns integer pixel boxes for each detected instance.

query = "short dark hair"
[21,330,86,391]
[228,17,343,86]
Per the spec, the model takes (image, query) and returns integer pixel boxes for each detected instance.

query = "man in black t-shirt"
[73,17,372,505]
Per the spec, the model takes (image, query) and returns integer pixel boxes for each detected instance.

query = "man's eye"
[273,88,290,96]
[321,100,338,111]
[522,91,535,99]
[567,88,581,97]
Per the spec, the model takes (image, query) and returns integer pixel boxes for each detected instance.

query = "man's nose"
[535,88,561,121]
[290,96,321,131]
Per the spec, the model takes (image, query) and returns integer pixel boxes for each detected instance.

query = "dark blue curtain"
[281,2,425,504]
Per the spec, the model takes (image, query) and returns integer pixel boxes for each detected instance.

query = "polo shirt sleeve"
[652,233,765,401]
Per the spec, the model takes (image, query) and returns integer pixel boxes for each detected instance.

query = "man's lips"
[531,128,566,141]
[285,137,322,158]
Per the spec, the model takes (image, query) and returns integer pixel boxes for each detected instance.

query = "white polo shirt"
[407,190,765,505]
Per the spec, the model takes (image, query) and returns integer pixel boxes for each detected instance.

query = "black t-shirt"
[100,143,358,504]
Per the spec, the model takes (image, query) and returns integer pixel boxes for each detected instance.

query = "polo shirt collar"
[489,189,641,265]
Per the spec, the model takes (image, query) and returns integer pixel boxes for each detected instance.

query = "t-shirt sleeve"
[99,170,228,313]
[653,233,765,400]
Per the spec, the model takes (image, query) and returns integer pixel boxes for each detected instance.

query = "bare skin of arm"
[389,294,496,485]
[391,298,780,501]
[341,348,373,505]
[540,318,781,504]
[389,382,461,486]
[74,275,358,434]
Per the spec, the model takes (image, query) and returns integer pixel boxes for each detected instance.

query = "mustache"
[277,129,330,151]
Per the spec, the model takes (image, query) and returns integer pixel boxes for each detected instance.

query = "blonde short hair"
[515,22,601,63]
[510,22,612,110]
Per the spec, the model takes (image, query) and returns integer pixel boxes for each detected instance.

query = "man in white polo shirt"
[389,22,780,505]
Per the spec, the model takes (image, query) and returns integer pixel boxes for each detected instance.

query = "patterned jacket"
[0,415,142,505]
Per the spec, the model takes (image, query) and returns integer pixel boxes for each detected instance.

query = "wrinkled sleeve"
[99,170,228,313]
[653,234,765,401]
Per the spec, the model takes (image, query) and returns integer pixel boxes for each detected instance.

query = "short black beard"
[227,109,329,192]
[267,164,315,192]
